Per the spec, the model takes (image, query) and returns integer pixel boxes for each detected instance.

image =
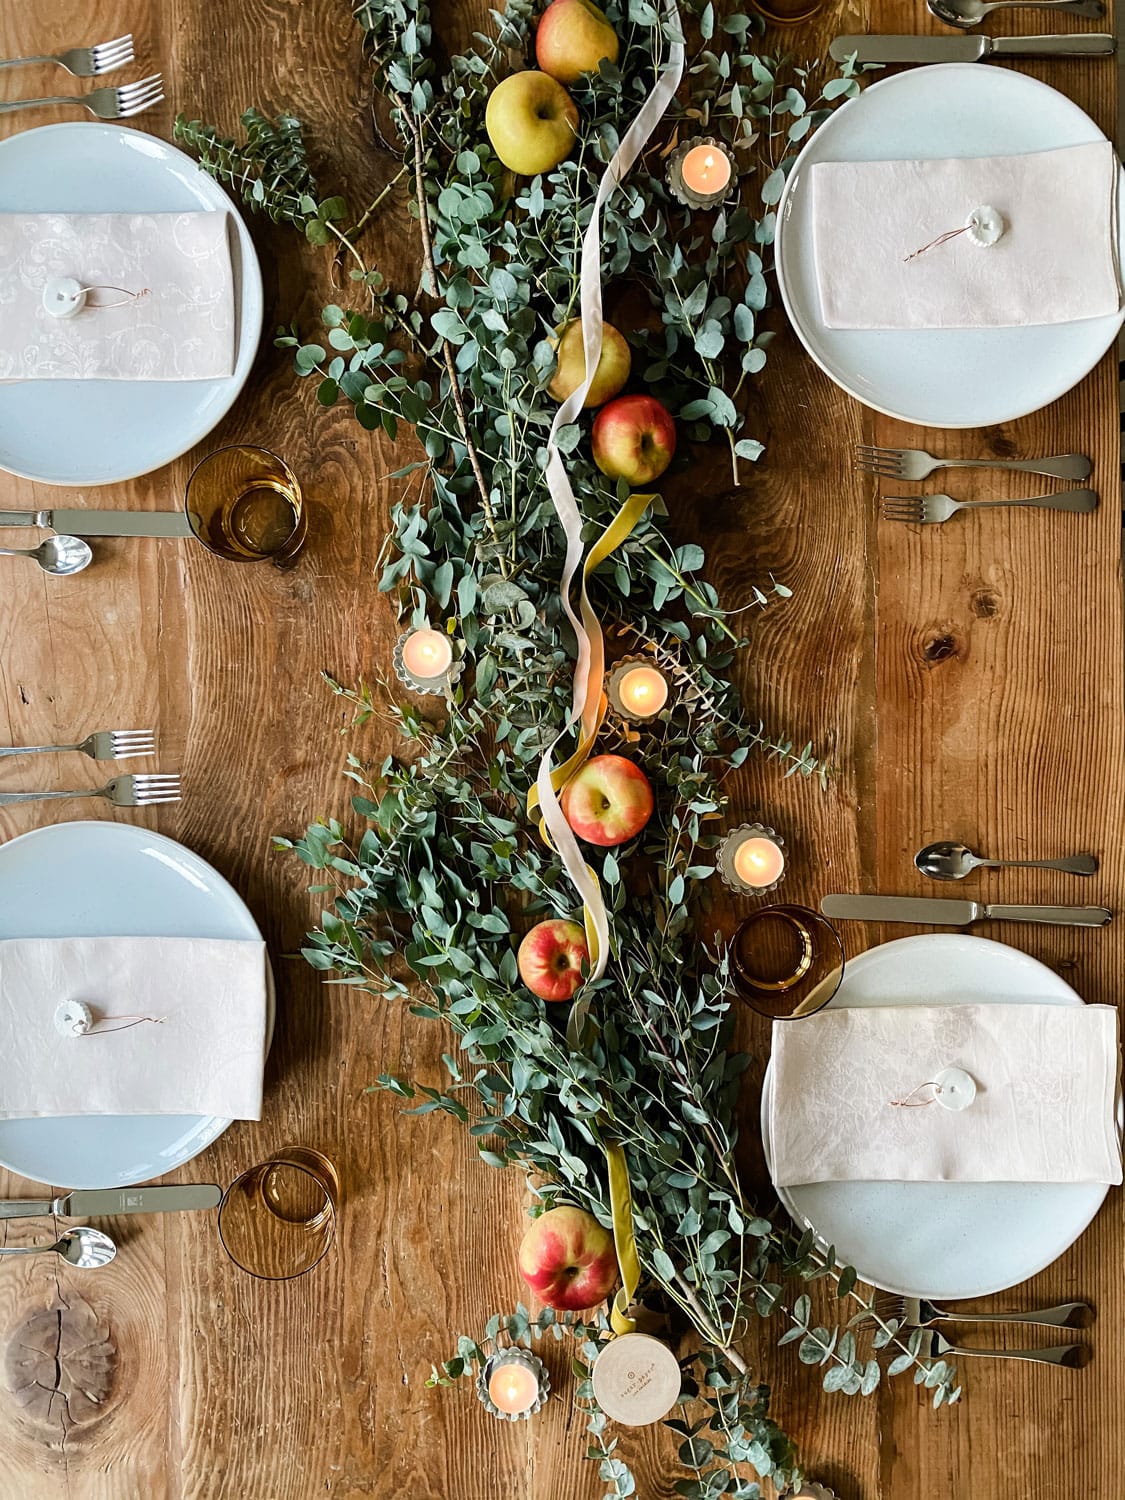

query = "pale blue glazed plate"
[762,933,1114,1299]
[0,122,262,485]
[0,821,274,1189]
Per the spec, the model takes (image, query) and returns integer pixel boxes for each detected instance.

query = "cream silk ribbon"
[532,0,685,1050]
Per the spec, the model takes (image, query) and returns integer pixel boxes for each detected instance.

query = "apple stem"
[393,91,510,578]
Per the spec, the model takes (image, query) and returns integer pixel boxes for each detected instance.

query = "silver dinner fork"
[884,1295,1094,1331]
[0,34,135,77]
[917,1327,1091,1369]
[0,729,155,762]
[0,773,180,808]
[0,73,164,121]
[881,488,1098,525]
[856,445,1092,483]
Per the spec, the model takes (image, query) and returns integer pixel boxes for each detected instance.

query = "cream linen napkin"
[810,141,1121,330]
[0,936,267,1119]
[0,211,235,380]
[769,1003,1122,1187]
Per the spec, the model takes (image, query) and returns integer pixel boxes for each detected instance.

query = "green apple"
[547,319,632,408]
[536,0,620,86]
[485,71,579,176]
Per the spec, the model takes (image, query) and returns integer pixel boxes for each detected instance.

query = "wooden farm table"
[0,1,1119,1496]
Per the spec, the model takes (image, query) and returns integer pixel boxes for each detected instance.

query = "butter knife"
[830,33,1116,63]
[0,1183,222,1219]
[821,895,1112,927]
[0,508,192,538]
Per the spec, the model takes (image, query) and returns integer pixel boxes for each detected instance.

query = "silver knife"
[821,895,1112,927]
[0,508,192,538]
[0,1183,222,1219]
[830,33,1116,64]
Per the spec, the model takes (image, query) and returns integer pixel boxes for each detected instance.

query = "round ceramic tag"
[934,1066,976,1112]
[54,999,93,1036]
[591,1332,681,1426]
[43,277,86,319]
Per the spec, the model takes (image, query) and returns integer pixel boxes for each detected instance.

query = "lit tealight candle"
[680,145,731,198]
[487,1362,539,1416]
[611,663,669,720]
[734,837,785,890]
[401,627,452,680]
[718,823,787,896]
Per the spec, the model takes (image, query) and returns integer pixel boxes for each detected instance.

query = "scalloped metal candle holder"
[606,654,672,722]
[666,135,738,210]
[476,1346,550,1421]
[392,629,465,697]
[795,1485,839,1500]
[717,822,786,897]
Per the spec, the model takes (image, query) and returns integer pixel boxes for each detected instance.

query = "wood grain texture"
[0,0,1119,1496]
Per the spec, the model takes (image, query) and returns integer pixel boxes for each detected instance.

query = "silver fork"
[0,773,180,808]
[0,729,155,762]
[856,445,1091,483]
[0,73,163,121]
[0,34,135,77]
[884,1294,1094,1331]
[881,488,1098,525]
[918,1327,1091,1369]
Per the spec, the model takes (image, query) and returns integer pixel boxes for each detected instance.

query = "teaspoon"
[0,1225,117,1269]
[928,0,1103,27]
[0,534,92,576]
[915,841,1098,882]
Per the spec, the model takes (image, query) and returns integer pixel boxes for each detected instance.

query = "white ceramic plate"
[0,123,262,485]
[775,65,1125,428]
[761,934,1112,1299]
[0,821,274,1189]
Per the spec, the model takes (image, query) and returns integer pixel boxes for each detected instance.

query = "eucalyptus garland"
[178,2,960,1494]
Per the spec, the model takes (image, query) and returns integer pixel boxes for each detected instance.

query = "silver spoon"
[916,841,1098,881]
[0,534,92,576]
[0,1225,116,1269]
[928,0,1103,27]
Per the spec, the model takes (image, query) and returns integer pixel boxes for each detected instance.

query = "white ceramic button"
[935,1066,976,1111]
[54,999,93,1036]
[967,205,1003,249]
[43,276,86,318]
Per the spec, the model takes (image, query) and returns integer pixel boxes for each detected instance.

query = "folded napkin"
[0,936,267,1120]
[0,212,235,380]
[811,141,1121,330]
[770,1003,1122,1187]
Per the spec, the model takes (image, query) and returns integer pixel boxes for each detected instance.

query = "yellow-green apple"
[535,0,620,85]
[517,918,589,1001]
[561,753,654,847]
[485,71,579,176]
[518,1205,618,1310]
[591,393,677,484]
[548,318,631,408]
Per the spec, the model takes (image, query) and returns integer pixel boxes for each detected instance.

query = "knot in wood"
[920,631,962,665]
[970,588,1001,619]
[3,1296,116,1443]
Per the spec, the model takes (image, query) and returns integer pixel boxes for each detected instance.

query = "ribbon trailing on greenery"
[527,488,654,1046]
[531,0,686,1040]
[605,1138,644,1336]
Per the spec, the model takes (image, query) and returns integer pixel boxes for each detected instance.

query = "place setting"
[2,0,1124,1497]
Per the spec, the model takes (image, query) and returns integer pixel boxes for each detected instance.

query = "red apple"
[518,1205,618,1311]
[591,394,676,485]
[561,753,654,847]
[517,918,589,1002]
[536,0,620,86]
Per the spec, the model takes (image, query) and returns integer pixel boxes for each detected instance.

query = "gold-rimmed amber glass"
[218,1146,338,1280]
[185,444,306,565]
[731,904,845,1020]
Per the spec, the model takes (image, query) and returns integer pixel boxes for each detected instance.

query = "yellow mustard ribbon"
[605,1138,643,1336]
[526,491,654,1048]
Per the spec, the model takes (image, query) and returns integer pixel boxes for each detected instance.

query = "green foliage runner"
[178,2,959,1493]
